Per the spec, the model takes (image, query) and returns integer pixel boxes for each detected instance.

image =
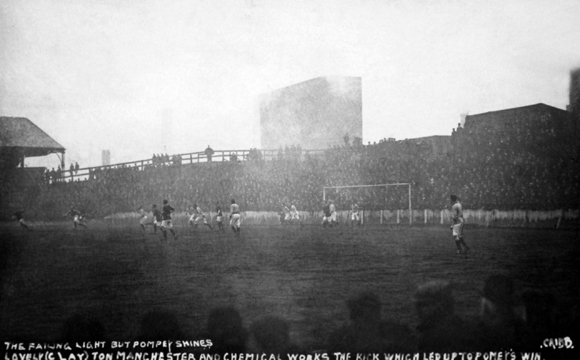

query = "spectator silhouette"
[59,312,107,342]
[250,315,301,357]
[201,307,247,355]
[520,289,558,348]
[136,309,186,340]
[205,145,215,162]
[414,280,475,351]
[475,275,528,351]
[343,133,350,146]
[327,291,415,353]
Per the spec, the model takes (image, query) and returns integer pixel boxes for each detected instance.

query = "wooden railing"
[46,148,327,183]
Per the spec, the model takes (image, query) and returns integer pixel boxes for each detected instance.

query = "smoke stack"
[102,150,111,166]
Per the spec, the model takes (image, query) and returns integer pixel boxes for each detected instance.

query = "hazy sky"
[1,0,579,168]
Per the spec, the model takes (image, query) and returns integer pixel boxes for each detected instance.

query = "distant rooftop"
[466,103,569,119]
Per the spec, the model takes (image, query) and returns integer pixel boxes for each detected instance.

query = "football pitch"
[1,222,579,349]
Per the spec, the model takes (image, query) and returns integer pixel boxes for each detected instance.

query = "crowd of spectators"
[45,274,578,354]
[10,112,580,219]
[152,154,184,167]
[38,162,78,183]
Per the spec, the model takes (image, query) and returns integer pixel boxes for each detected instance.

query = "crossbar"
[323,183,410,190]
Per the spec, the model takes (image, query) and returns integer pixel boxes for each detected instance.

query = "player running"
[186,206,196,229]
[189,203,214,230]
[13,210,32,231]
[351,203,361,227]
[161,199,178,241]
[138,205,152,232]
[152,204,162,234]
[450,195,470,254]
[282,204,291,225]
[64,206,87,229]
[215,201,224,231]
[229,198,241,236]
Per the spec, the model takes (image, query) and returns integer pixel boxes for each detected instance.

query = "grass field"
[1,221,579,350]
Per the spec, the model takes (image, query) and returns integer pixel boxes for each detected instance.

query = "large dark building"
[463,103,577,142]
[260,77,362,150]
[570,68,580,119]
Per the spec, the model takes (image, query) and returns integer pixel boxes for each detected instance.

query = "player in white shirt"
[229,199,241,235]
[189,203,213,230]
[138,205,152,232]
[351,203,361,227]
[450,195,470,254]
[290,204,301,225]
[329,200,337,226]
[187,206,196,228]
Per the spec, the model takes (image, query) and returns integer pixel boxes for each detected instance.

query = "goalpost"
[322,183,413,225]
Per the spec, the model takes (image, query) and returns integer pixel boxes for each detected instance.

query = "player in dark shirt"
[14,210,31,231]
[322,201,332,228]
[151,204,162,234]
[160,199,178,240]
[281,204,291,225]
[216,202,224,231]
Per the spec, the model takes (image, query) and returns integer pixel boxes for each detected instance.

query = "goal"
[322,183,413,225]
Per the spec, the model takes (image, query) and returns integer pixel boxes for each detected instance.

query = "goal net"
[322,183,413,225]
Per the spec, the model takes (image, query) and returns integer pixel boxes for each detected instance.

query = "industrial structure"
[260,77,362,150]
